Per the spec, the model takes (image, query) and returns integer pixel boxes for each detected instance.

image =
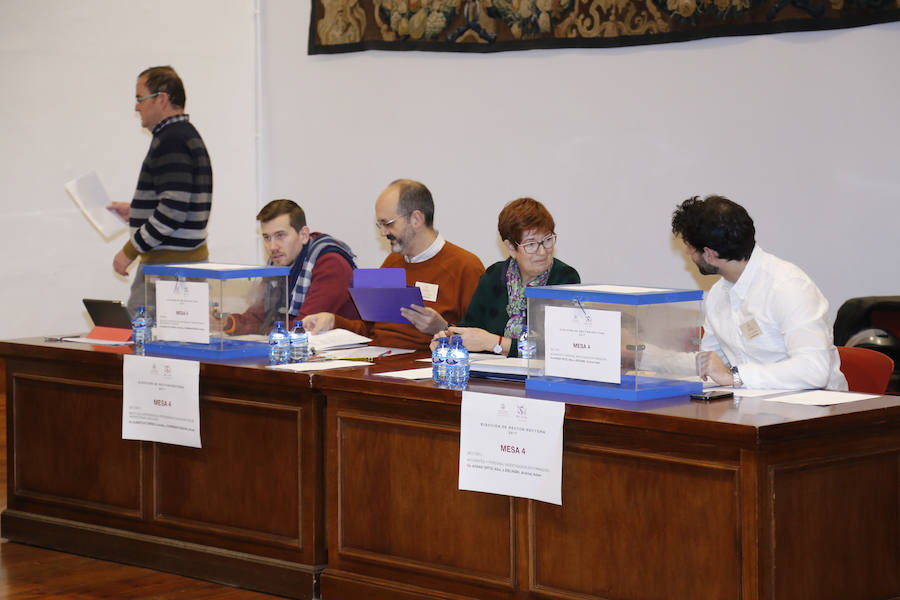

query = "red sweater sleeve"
[295,252,354,320]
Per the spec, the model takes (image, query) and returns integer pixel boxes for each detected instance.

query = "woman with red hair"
[437,197,580,357]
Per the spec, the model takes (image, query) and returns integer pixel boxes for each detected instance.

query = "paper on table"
[308,328,372,352]
[269,360,373,372]
[416,352,499,363]
[705,386,794,398]
[470,357,530,376]
[319,346,414,360]
[65,171,128,240]
[62,336,132,346]
[763,390,880,406]
[375,367,434,380]
[230,334,269,343]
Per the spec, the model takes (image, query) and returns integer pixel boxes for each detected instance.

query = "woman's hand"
[447,326,503,354]
[429,329,450,351]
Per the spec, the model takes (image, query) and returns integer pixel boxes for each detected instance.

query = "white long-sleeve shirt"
[701,246,848,391]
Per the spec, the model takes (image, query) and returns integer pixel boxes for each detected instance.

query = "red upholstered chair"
[837,346,895,394]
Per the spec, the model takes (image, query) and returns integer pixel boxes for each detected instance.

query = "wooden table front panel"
[12,370,142,518]
[770,449,900,600]
[330,392,517,596]
[153,396,306,551]
[530,442,741,599]
[3,344,326,572]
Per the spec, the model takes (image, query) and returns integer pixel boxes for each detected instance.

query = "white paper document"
[470,357,530,376]
[544,305,621,383]
[61,337,132,346]
[763,390,880,406]
[122,354,201,448]
[377,367,434,380]
[458,391,565,505]
[269,359,373,372]
[319,346,414,360]
[154,280,210,344]
[416,352,502,364]
[308,328,372,352]
[65,171,127,240]
[705,386,793,398]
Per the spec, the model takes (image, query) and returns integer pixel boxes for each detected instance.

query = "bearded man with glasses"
[303,179,484,350]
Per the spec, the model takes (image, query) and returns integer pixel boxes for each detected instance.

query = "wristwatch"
[730,365,743,388]
[492,336,504,355]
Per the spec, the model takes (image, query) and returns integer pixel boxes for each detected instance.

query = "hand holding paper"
[108,201,130,221]
[400,304,447,335]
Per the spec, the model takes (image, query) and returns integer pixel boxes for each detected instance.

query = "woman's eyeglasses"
[517,234,557,254]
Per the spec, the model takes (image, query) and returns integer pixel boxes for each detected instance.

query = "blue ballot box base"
[145,339,269,360]
[525,373,702,401]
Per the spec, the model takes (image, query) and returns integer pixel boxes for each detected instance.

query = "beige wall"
[1,0,898,339]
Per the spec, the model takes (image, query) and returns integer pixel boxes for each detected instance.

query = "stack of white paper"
[308,328,372,352]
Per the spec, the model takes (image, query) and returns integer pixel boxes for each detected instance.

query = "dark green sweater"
[458,257,580,357]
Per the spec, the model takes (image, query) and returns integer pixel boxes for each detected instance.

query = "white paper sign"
[458,391,565,505]
[154,280,210,343]
[544,306,621,383]
[122,354,201,447]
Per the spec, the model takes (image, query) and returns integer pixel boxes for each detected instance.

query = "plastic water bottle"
[269,321,290,365]
[289,322,309,363]
[447,335,470,390]
[432,336,450,386]
[518,325,536,359]
[132,305,151,355]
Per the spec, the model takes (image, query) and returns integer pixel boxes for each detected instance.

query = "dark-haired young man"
[221,199,359,335]
[672,195,847,391]
[109,66,212,314]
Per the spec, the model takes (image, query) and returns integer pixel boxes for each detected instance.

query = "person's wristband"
[730,365,743,388]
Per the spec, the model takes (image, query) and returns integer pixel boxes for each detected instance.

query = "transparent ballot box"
[142,263,290,359]
[524,284,703,401]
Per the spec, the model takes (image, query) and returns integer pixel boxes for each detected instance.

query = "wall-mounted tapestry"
[309,0,899,53]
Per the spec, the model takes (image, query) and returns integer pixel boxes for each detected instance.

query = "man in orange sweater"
[303,179,484,350]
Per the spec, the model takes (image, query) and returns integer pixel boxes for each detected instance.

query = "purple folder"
[350,268,424,324]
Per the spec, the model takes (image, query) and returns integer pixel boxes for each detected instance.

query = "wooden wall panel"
[335,411,515,586]
[11,373,141,516]
[771,452,900,600]
[153,397,303,548]
[531,446,740,600]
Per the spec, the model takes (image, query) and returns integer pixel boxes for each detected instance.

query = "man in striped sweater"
[109,66,212,314]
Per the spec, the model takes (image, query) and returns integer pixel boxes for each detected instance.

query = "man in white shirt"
[671,195,847,391]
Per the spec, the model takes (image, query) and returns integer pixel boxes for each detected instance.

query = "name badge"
[739,318,762,340]
[416,281,439,303]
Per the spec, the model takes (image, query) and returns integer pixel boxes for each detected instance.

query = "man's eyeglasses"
[136,92,161,103]
[517,234,557,254]
[375,213,409,230]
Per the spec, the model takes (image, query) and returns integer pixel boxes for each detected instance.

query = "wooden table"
[0,338,326,599]
[315,355,900,600]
